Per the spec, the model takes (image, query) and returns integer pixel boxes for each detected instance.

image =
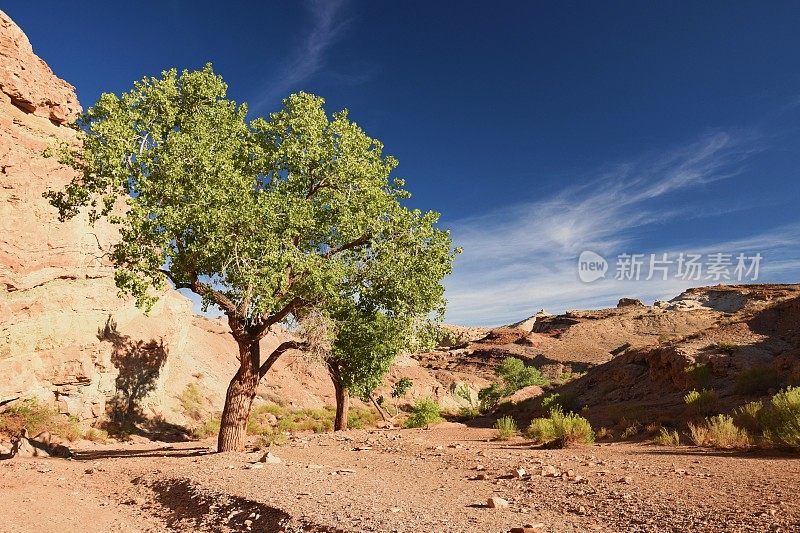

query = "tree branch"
[189,273,238,317]
[159,269,191,290]
[253,296,304,339]
[322,234,370,258]
[259,340,304,378]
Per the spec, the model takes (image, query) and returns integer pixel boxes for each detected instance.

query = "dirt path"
[2,425,798,532]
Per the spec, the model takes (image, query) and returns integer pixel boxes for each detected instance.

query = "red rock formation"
[0,10,80,125]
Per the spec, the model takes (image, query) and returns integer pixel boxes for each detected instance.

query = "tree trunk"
[334,381,349,431]
[217,340,260,452]
[329,364,349,431]
[370,396,389,422]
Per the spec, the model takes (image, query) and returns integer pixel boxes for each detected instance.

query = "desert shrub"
[83,427,109,443]
[689,415,750,449]
[733,400,765,434]
[404,398,443,428]
[684,388,719,415]
[477,384,503,413]
[526,417,556,443]
[454,384,480,419]
[762,386,800,449]
[254,431,288,449]
[493,416,518,440]
[684,363,711,387]
[540,392,577,414]
[595,427,613,440]
[347,407,378,429]
[458,406,481,419]
[620,422,642,440]
[735,365,781,396]
[495,357,548,393]
[527,407,594,447]
[654,427,680,446]
[0,399,83,441]
[191,417,221,439]
[277,407,335,433]
[550,407,594,446]
[178,383,208,421]
[714,341,739,353]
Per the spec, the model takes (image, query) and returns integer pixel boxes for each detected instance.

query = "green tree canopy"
[46,64,458,450]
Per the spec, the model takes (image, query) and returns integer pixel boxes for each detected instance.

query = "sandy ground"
[2,425,799,533]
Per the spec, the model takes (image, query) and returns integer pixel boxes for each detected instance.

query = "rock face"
[0,11,80,125]
[617,298,645,308]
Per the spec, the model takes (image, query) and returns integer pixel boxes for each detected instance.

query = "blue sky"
[6,1,800,325]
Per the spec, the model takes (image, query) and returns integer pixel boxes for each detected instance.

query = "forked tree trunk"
[218,340,260,452]
[329,364,349,431]
[370,396,389,422]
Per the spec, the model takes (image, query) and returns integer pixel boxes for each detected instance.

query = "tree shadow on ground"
[97,316,192,442]
[72,446,210,461]
[635,445,800,461]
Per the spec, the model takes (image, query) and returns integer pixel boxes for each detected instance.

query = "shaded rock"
[259,451,282,464]
[617,298,645,308]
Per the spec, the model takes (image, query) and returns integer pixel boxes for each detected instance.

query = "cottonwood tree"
[46,65,457,451]
[323,304,436,431]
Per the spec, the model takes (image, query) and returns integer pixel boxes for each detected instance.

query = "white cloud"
[443,132,800,326]
[252,0,350,111]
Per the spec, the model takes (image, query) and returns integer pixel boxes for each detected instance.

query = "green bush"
[733,400,765,433]
[526,407,594,447]
[277,407,335,433]
[493,416,518,440]
[477,384,503,413]
[735,365,781,396]
[688,414,750,449]
[684,363,710,387]
[0,399,83,441]
[404,398,443,428]
[762,386,800,449]
[526,417,556,443]
[391,377,413,398]
[540,392,577,413]
[496,357,548,392]
[683,388,719,415]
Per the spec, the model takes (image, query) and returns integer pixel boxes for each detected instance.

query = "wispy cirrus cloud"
[252,0,351,112]
[443,132,800,326]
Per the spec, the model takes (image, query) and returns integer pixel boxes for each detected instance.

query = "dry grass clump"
[762,386,800,449]
[526,407,594,447]
[653,427,680,446]
[0,399,83,441]
[688,415,750,449]
[493,416,518,440]
[684,388,719,415]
